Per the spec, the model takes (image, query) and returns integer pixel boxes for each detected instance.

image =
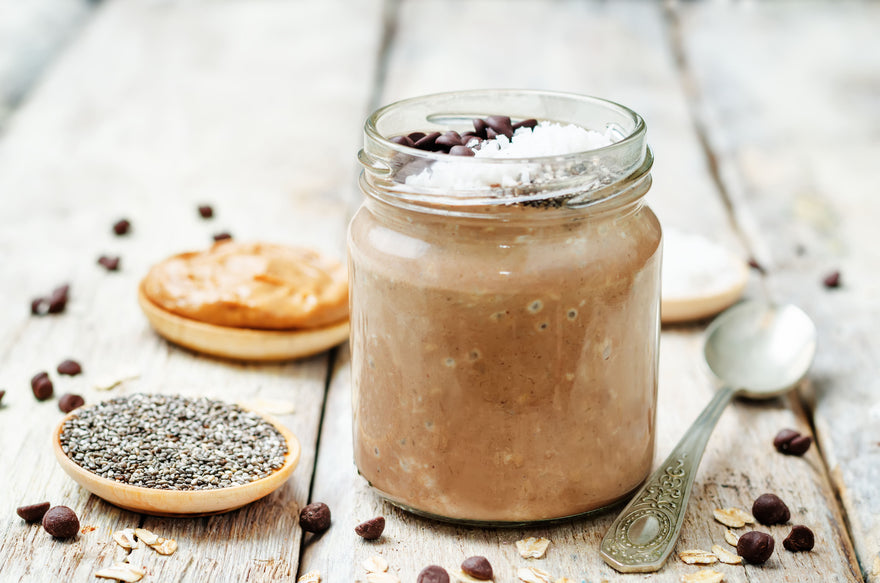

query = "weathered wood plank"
[676,3,880,581]
[303,1,860,581]
[0,0,94,131]
[0,0,384,581]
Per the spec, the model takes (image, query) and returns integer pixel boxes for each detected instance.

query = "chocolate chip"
[42,506,79,539]
[737,530,774,564]
[299,502,331,533]
[472,118,488,138]
[57,360,82,376]
[512,118,538,130]
[485,127,499,140]
[407,132,426,142]
[774,428,812,456]
[58,393,85,413]
[752,493,790,525]
[97,255,120,271]
[449,145,475,157]
[460,556,493,580]
[823,270,841,288]
[413,132,442,151]
[47,284,69,314]
[0,389,5,405]
[213,232,233,242]
[390,135,415,148]
[17,502,51,523]
[198,205,214,219]
[31,372,53,401]
[783,525,815,552]
[417,565,449,583]
[485,115,513,139]
[112,219,131,236]
[354,516,384,540]
[435,131,463,151]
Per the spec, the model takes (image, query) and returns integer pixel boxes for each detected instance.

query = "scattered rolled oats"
[723,529,740,547]
[298,571,321,583]
[112,528,138,549]
[363,556,389,573]
[95,564,146,582]
[680,569,724,583]
[712,507,755,528]
[366,572,401,583]
[134,528,159,546]
[517,566,553,583]
[152,538,178,556]
[516,536,551,559]
[711,544,742,565]
[678,550,718,565]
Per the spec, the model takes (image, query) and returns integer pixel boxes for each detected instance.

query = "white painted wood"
[303,1,861,581]
[677,3,880,581]
[0,0,383,581]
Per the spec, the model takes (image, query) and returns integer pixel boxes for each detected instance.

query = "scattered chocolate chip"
[752,493,790,525]
[773,428,812,456]
[57,360,82,376]
[58,393,85,413]
[485,127,499,140]
[461,556,493,580]
[783,525,815,552]
[449,145,475,157]
[47,284,70,314]
[747,258,765,273]
[31,372,54,401]
[0,389,5,405]
[42,506,79,539]
[407,132,426,142]
[299,502,331,533]
[198,205,214,219]
[823,270,841,288]
[17,502,51,523]
[472,118,488,138]
[435,131,462,151]
[354,516,385,540]
[417,565,449,583]
[737,530,774,564]
[512,118,538,130]
[213,232,233,242]
[112,219,131,236]
[97,255,120,271]
[413,132,442,151]
[485,115,513,139]
[390,135,414,148]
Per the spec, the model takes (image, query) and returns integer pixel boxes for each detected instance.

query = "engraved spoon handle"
[600,385,737,573]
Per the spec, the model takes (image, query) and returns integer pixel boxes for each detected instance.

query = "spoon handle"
[600,385,737,573]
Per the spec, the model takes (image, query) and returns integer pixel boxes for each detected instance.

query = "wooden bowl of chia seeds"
[52,394,301,517]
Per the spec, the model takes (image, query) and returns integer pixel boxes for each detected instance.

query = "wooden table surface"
[1,1,877,581]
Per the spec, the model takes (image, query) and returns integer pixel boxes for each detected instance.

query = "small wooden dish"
[138,282,349,361]
[52,408,301,517]
[661,256,749,324]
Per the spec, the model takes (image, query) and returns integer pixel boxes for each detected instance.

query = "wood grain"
[0,0,383,581]
[303,1,861,581]
[676,3,880,581]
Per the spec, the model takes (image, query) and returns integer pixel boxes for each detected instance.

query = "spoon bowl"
[601,300,817,573]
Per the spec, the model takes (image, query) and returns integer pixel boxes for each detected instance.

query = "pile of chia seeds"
[59,393,288,490]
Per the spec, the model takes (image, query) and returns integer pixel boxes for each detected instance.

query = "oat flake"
[95,564,146,582]
[363,556,389,573]
[366,572,401,583]
[723,529,740,547]
[517,566,553,583]
[678,549,718,565]
[516,536,551,559]
[711,544,742,565]
[112,528,138,550]
[712,507,755,528]
[680,568,724,583]
[298,571,321,583]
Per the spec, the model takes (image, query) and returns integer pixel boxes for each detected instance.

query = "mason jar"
[349,90,661,524]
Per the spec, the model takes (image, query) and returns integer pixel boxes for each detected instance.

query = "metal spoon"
[600,300,817,573]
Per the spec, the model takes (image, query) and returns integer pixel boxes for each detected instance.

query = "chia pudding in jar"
[349,90,661,524]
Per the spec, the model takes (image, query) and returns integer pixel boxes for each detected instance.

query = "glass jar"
[349,90,661,524]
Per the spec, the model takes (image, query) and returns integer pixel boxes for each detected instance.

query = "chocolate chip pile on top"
[389,115,538,156]
[59,394,288,490]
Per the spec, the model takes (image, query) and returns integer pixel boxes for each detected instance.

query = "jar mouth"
[360,89,650,212]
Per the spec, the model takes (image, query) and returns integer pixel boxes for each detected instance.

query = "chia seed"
[58,394,288,490]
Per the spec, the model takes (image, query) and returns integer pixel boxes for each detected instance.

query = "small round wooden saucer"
[52,408,301,517]
[138,282,349,361]
[661,230,750,324]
